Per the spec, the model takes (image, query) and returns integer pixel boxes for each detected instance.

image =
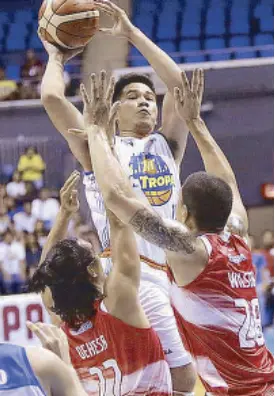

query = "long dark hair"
[29,239,103,328]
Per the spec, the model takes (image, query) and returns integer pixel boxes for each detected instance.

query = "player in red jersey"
[82,69,274,395]
[29,172,172,396]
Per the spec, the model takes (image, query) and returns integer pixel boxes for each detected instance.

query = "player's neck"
[119,129,151,139]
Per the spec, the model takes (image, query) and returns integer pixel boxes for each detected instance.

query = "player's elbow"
[104,186,133,224]
[104,185,121,209]
[41,89,64,107]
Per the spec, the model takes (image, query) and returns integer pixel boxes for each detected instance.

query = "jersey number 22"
[89,359,122,396]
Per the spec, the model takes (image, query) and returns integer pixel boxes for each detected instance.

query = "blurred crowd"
[0,145,100,295]
[251,231,274,330]
[0,49,77,101]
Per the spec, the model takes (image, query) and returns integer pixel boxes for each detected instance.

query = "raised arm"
[39,171,80,264]
[174,69,249,238]
[95,0,188,164]
[38,171,80,323]
[104,209,149,327]
[40,40,92,172]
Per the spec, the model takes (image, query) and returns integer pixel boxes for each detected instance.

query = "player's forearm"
[108,209,140,280]
[41,54,66,102]
[41,56,92,171]
[129,27,182,91]
[39,208,71,265]
[87,127,136,216]
[187,117,237,185]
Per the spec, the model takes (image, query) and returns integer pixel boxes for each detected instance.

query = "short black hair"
[113,73,156,103]
[182,172,233,232]
[25,146,37,154]
[29,239,103,328]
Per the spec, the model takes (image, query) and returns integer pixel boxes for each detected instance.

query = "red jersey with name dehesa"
[62,301,172,396]
[169,232,274,396]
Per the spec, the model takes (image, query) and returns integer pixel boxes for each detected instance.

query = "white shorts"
[139,279,192,368]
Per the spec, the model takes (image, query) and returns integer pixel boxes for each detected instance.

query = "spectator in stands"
[31,188,59,230]
[250,235,268,286]
[20,49,44,99]
[0,230,26,294]
[13,202,36,233]
[261,230,274,278]
[6,170,26,199]
[25,233,42,278]
[260,230,274,328]
[21,181,38,203]
[34,220,48,248]
[21,49,43,80]
[0,184,6,199]
[0,206,10,239]
[3,196,19,220]
[17,146,46,189]
[0,66,18,101]
[250,235,268,324]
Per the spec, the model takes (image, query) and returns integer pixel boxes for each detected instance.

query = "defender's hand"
[60,171,80,214]
[27,321,71,365]
[174,69,204,122]
[95,0,134,39]
[69,71,121,149]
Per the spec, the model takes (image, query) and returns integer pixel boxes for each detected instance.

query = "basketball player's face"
[118,83,158,137]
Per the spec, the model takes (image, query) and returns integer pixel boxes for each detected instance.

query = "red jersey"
[62,301,172,396]
[169,232,274,396]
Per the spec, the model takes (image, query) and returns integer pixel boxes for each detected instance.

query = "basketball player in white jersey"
[39,1,196,393]
[82,68,274,395]
[0,341,88,395]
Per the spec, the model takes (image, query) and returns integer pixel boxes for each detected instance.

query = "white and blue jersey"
[0,343,45,395]
[83,133,192,368]
[84,133,181,290]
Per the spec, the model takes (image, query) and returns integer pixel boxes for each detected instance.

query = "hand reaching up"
[174,69,204,122]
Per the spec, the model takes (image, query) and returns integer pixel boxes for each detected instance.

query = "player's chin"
[135,119,155,135]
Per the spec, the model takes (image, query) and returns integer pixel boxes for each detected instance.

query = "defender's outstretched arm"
[174,69,248,238]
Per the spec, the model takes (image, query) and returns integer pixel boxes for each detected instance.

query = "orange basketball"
[38,0,100,49]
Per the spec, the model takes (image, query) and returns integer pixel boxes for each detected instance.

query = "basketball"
[38,0,100,49]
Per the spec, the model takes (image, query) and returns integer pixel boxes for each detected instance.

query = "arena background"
[0,0,273,394]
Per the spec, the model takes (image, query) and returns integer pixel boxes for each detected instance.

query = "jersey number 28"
[235,298,265,348]
[89,359,122,396]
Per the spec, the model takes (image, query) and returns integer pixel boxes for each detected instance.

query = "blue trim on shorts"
[84,171,94,176]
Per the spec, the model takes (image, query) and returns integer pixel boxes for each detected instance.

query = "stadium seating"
[6,64,20,80]
[0,0,273,68]
[205,0,226,36]
[130,0,274,65]
[254,34,274,57]
[179,39,205,63]
[0,11,9,24]
[205,38,231,61]
[230,36,255,59]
